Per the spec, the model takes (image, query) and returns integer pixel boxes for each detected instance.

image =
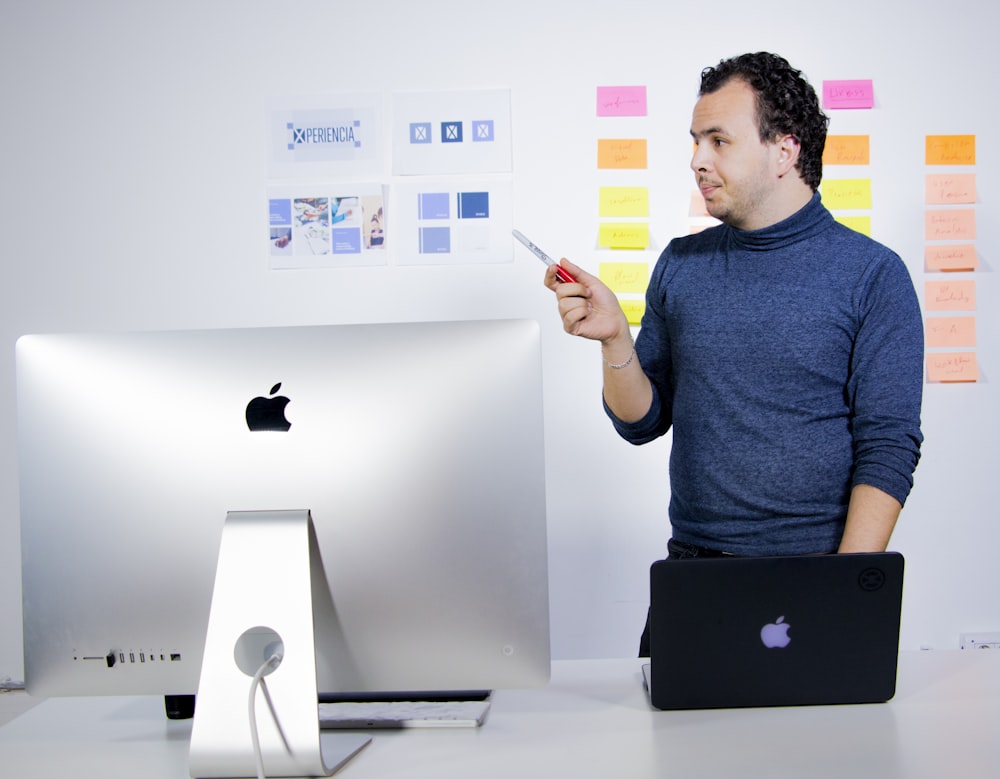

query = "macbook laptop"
[643,552,904,710]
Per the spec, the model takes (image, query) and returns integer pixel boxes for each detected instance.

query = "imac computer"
[16,319,551,776]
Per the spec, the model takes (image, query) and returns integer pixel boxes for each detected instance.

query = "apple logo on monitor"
[245,383,291,432]
[760,616,791,649]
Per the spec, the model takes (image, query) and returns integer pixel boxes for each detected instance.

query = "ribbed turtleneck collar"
[726,192,833,252]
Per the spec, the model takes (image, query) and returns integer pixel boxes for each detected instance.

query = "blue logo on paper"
[287,119,361,150]
[410,122,432,144]
[441,122,463,143]
[472,120,494,142]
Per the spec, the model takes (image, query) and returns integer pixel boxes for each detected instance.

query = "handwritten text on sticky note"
[926,352,979,383]
[925,316,976,348]
[925,209,976,241]
[822,80,874,109]
[597,86,647,117]
[597,139,648,169]
[823,135,870,165]
[600,262,649,294]
[924,280,976,312]
[925,173,976,205]
[598,222,649,249]
[926,135,976,165]
[599,187,649,217]
[822,178,872,210]
[924,244,979,272]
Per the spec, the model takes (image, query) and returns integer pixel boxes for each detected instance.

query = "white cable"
[248,653,282,779]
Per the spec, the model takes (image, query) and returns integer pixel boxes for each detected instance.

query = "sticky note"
[822,80,874,109]
[599,262,649,293]
[925,316,976,348]
[598,139,648,169]
[926,135,976,165]
[821,179,872,210]
[599,187,649,217]
[924,280,976,312]
[689,190,710,217]
[823,135,870,165]
[925,209,976,241]
[834,215,871,236]
[597,86,647,117]
[925,174,976,205]
[598,222,649,250]
[924,244,979,272]
[926,352,979,383]
[619,299,646,326]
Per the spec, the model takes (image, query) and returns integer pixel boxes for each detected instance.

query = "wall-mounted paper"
[925,244,979,272]
[834,215,871,236]
[599,187,649,217]
[925,209,976,241]
[619,300,646,326]
[821,179,872,210]
[597,86,647,117]
[598,222,649,249]
[925,316,977,349]
[925,173,976,205]
[823,135,870,165]
[926,352,979,383]
[926,135,976,165]
[925,280,976,312]
[599,262,649,293]
[597,139,648,169]
[822,80,874,109]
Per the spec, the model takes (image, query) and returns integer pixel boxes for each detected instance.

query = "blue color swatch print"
[419,226,451,253]
[457,192,489,219]
[418,192,450,220]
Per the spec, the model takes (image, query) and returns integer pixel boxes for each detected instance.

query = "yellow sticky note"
[834,215,871,236]
[823,135,870,165]
[925,209,976,241]
[925,316,976,349]
[926,352,979,383]
[599,222,649,249]
[926,135,976,165]
[924,280,976,312]
[924,244,979,272]
[597,139,648,169]
[599,262,649,293]
[619,299,646,326]
[599,187,649,217]
[925,173,976,205]
[821,179,872,210]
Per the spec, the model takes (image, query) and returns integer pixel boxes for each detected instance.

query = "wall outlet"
[960,632,1000,650]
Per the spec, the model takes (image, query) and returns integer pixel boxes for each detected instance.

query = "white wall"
[2,0,997,681]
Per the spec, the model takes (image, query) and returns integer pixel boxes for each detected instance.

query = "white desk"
[2,651,998,778]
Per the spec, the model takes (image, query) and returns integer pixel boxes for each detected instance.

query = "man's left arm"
[838,484,902,553]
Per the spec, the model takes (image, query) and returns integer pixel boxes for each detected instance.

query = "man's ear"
[775,134,801,178]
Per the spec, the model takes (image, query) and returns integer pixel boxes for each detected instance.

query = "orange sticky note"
[925,316,976,348]
[823,135,870,166]
[926,352,979,383]
[597,138,648,169]
[926,135,976,165]
[925,173,976,205]
[924,244,979,272]
[924,280,976,311]
[925,209,976,241]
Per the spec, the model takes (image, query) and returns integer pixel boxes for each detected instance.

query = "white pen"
[512,229,577,283]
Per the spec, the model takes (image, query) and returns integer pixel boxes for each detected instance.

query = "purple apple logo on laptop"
[245,382,291,432]
[760,616,792,649]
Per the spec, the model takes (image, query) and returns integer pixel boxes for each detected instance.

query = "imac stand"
[189,510,370,778]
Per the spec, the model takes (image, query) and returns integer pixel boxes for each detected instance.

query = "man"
[544,52,923,655]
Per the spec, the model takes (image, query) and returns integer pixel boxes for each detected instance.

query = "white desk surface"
[2,651,998,778]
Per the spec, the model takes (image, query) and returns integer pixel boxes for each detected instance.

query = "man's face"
[690,79,785,230]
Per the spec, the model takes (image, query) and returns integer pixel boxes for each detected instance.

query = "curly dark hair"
[699,52,829,191]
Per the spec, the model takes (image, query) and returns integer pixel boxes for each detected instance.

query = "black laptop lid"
[647,552,904,710]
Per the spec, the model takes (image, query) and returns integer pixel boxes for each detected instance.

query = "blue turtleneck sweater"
[607,194,924,555]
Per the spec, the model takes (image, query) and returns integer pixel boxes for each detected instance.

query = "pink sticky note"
[822,80,874,110]
[597,86,647,117]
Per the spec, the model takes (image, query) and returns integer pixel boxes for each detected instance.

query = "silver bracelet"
[603,346,635,370]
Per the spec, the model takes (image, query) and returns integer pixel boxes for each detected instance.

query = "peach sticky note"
[597,86,647,117]
[689,190,710,217]
[926,352,979,383]
[924,280,976,311]
[823,135,870,165]
[926,135,976,165]
[822,179,872,210]
[925,244,979,272]
[619,299,646,326]
[599,262,649,293]
[598,222,649,250]
[925,316,976,348]
[822,80,874,109]
[925,209,976,241]
[599,187,649,217]
[925,173,976,205]
[598,139,648,169]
